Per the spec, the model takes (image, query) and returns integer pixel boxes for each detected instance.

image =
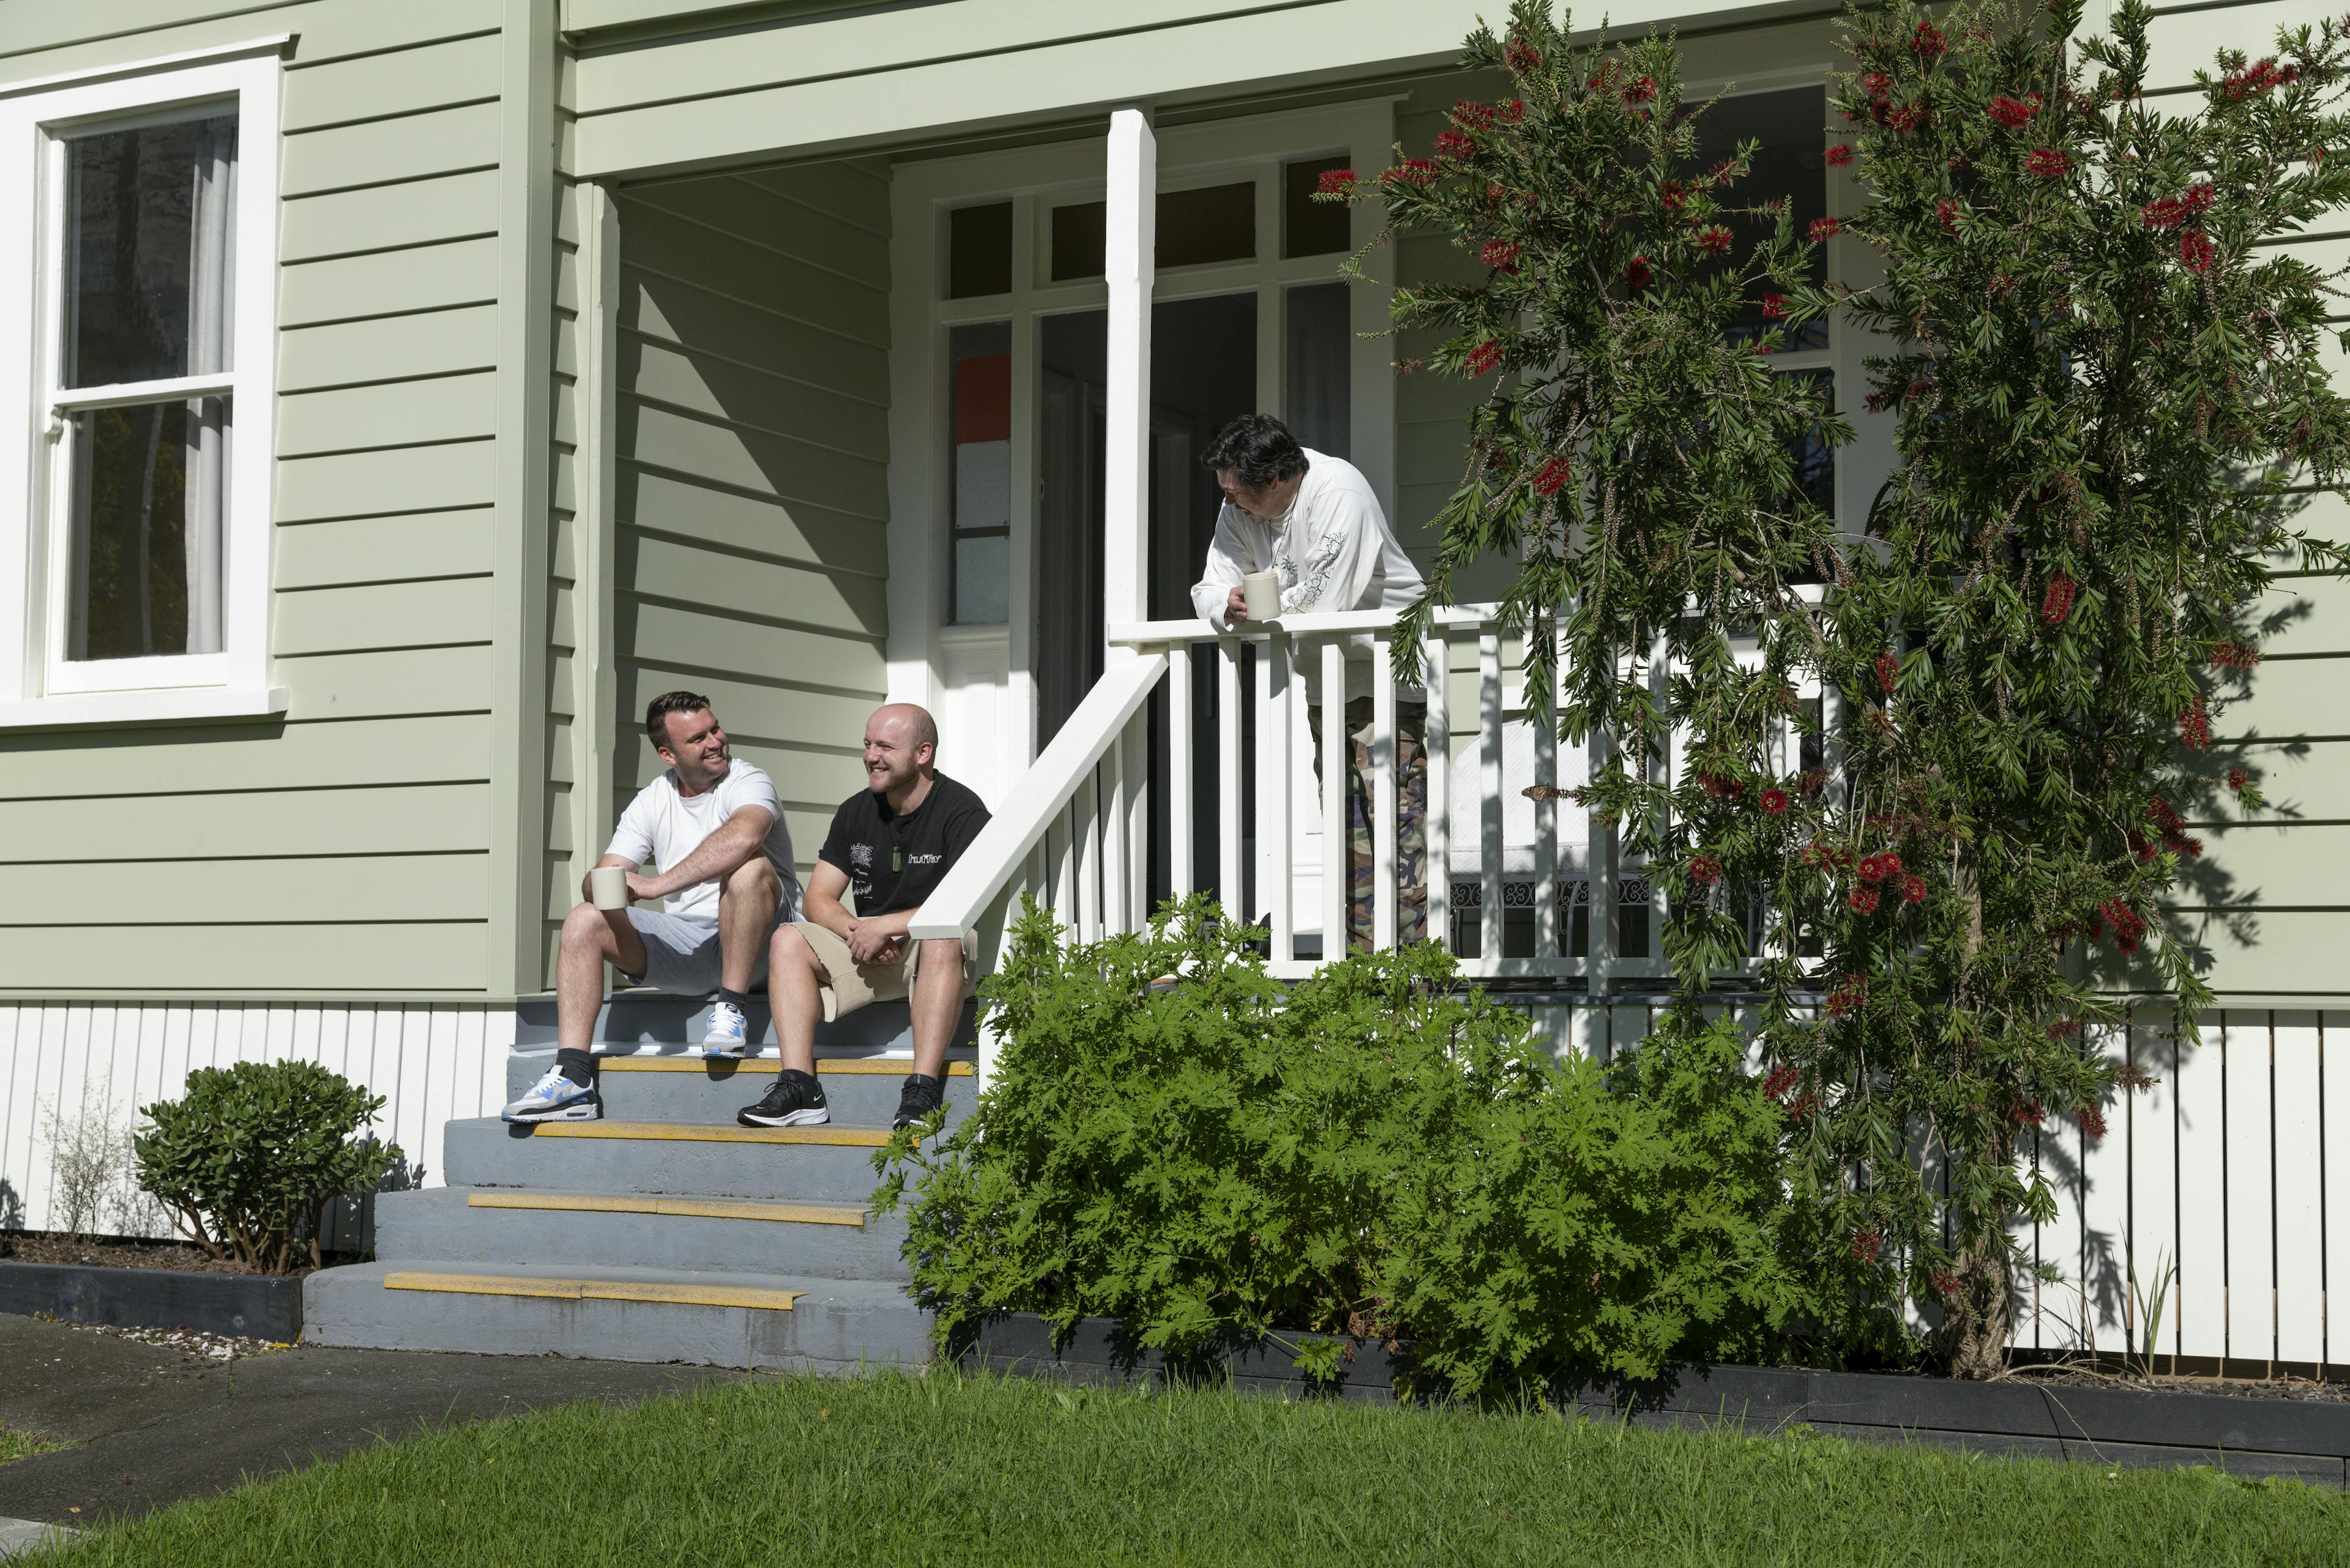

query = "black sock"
[717,986,748,1011]
[556,1048,595,1088]
[780,1067,820,1090]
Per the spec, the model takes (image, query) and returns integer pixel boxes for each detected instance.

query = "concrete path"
[0,1315,759,1527]
[0,1518,72,1559]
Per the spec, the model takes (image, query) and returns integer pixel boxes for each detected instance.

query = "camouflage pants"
[1308,698,1428,952]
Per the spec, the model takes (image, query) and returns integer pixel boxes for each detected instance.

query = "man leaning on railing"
[1189,413,1430,950]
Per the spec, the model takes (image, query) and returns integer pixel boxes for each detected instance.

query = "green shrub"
[134,1059,403,1274]
[875,897,1811,1397]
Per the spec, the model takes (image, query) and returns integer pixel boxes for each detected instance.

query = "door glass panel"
[1690,86,1828,349]
[65,113,238,388]
[1283,157,1352,258]
[1283,282,1351,460]
[949,323,1012,624]
[65,396,229,660]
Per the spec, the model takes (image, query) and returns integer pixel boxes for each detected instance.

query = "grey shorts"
[621,905,783,996]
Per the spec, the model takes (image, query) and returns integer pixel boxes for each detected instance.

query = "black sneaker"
[892,1073,945,1131]
[738,1069,829,1128]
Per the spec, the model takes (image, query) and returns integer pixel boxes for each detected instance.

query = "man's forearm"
[642,818,763,898]
[802,889,857,940]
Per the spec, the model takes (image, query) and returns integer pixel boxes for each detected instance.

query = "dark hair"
[1201,414,1307,489]
[645,690,714,748]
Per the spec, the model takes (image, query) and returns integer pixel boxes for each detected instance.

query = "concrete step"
[374,1186,911,1281]
[443,1116,920,1203]
[503,1050,978,1125]
[516,994,977,1055]
[302,1260,929,1370]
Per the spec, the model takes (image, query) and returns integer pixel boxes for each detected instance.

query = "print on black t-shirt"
[816,772,992,917]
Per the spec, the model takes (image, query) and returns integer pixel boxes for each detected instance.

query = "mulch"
[0,1232,279,1277]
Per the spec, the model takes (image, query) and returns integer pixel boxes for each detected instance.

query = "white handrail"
[909,652,1168,941]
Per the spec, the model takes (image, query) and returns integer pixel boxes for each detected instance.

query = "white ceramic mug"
[589,865,630,911]
[1241,569,1281,622]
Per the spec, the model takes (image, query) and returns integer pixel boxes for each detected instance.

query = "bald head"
[862,703,938,804]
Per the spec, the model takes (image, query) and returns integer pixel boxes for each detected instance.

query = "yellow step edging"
[382,1271,801,1310]
[466,1191,867,1227]
[524,1119,896,1148]
[595,1056,974,1077]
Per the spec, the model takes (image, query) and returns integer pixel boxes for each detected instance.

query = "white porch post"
[1103,106,1155,637]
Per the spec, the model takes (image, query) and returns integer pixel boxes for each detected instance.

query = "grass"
[21,1370,2350,1567]
[0,1424,70,1465]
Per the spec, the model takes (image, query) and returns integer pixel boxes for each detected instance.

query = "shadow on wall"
[0,1178,21,1232]
[316,1143,425,1260]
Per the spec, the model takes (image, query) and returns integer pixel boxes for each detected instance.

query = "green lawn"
[0,1424,69,1466]
[22,1370,2348,1567]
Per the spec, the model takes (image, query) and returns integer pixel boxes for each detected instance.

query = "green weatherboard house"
[0,0,2342,1370]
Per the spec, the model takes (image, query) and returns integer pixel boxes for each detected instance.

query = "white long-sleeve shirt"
[1188,449,1424,702]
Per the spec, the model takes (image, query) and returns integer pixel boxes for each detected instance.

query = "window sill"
[0,684,288,731]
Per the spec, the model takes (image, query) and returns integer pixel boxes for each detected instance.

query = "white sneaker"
[703,1000,750,1058]
[500,1066,597,1123]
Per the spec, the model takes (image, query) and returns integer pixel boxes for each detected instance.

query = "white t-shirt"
[604,761,802,925]
[1188,449,1425,701]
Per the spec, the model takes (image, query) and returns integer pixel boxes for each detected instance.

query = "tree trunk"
[1944,1228,2014,1378]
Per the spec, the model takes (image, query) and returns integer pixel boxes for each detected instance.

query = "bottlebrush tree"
[1348,0,2350,1376]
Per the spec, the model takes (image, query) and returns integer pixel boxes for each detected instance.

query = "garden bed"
[0,1238,303,1342]
[964,1314,2350,1487]
[2,1232,264,1275]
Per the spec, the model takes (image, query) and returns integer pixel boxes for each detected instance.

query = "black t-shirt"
[817,772,991,917]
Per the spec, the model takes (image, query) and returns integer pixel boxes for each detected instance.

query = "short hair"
[1201,414,1307,489]
[645,690,714,749]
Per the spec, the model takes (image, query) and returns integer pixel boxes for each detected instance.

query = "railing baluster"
[1075,766,1102,944]
[1373,634,1398,952]
[1167,643,1193,900]
[1125,709,1148,931]
[1534,621,1559,961]
[1267,632,1294,964]
[1218,639,1242,918]
[1648,624,1673,965]
[1053,802,1076,941]
[1423,626,1451,956]
[1321,638,1348,963]
[1103,723,1129,936]
[1479,632,1504,966]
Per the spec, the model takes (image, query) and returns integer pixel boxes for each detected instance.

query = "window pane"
[65,113,237,388]
[950,323,1012,625]
[1284,282,1351,459]
[66,397,228,660]
[1051,201,1106,282]
[1156,183,1254,269]
[1283,158,1352,258]
[1780,368,1836,520]
[953,535,1010,624]
[1690,86,1826,349]
[947,201,1013,299]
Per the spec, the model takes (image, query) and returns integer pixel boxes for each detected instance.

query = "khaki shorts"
[790,921,975,1022]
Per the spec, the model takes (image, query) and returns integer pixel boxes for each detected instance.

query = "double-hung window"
[0,44,283,726]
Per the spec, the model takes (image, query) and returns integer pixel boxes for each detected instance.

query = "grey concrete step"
[503,1050,978,1125]
[302,1260,929,1370]
[442,1116,918,1203]
[516,994,977,1055]
[374,1186,911,1282]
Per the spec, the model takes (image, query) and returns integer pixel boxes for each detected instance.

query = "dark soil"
[0,1231,297,1277]
[2007,1365,2350,1403]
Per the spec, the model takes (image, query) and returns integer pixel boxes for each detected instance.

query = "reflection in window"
[1284,282,1351,459]
[947,201,1012,299]
[949,323,1012,623]
[1691,86,1828,349]
[1779,368,1836,520]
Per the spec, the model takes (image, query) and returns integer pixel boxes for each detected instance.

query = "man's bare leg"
[907,938,966,1081]
[767,924,827,1078]
[715,859,781,994]
[556,902,651,1056]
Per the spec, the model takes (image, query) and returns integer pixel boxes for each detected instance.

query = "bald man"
[742,703,991,1132]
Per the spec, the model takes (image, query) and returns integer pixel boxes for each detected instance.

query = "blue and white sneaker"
[500,1066,597,1122]
[703,1000,750,1058]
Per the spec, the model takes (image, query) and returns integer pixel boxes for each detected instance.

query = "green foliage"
[875,897,1808,1396]
[133,1059,403,1275]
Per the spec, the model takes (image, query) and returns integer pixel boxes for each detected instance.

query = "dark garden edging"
[964,1315,2350,1487]
[0,1259,302,1342]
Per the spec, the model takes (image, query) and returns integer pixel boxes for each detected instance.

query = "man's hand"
[1225,584,1250,624]
[624,872,660,904]
[845,920,906,966]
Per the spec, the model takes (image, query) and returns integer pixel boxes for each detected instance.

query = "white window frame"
[0,41,285,728]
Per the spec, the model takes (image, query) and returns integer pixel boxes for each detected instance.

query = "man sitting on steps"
[502,691,802,1123]
[737,702,990,1133]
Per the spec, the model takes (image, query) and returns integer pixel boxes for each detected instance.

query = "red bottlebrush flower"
[1785,1092,1818,1121]
[2147,796,2186,835]
[1763,1064,1800,1103]
[1906,378,1935,402]
[1316,168,1357,196]
[2223,57,2297,100]
[2179,696,2212,750]
[2047,1017,2085,1039]
[1800,767,1829,798]
[2179,230,2216,273]
[1851,1225,1883,1263]
[1856,854,1886,884]
[1433,130,1475,159]
[1761,293,1786,318]
[1809,216,1842,242]
[2227,767,2251,793]
[2128,827,2158,864]
[2141,196,2187,230]
[1876,652,1899,692]
[1900,874,1927,904]
[1888,100,1930,133]
[2011,1099,2045,1129]
[1936,198,1960,231]
[1625,255,1652,288]
[1481,239,1521,271]
[1450,99,1498,130]
[1694,224,1734,254]
[2077,1104,2109,1141]
[1658,179,1688,211]
[1504,35,1541,73]
[2040,573,2076,625]
[1848,885,1882,913]
[1690,854,1724,886]
[1624,75,1658,104]
[1862,72,1895,103]
[1929,1269,1962,1301]
[1464,340,1504,376]
[2182,181,2215,215]
[2100,898,2149,949]
[1864,387,1898,414]
[1880,851,1905,879]
[1759,788,1791,815]
[1498,98,1526,124]
[2024,147,2070,178]
[1911,20,1945,56]
[2210,638,2261,669]
[1382,157,1441,188]
[1824,143,1853,168]
[1532,457,1573,496]
[2167,832,2205,859]
[1986,94,2039,128]
[1824,973,1867,1017]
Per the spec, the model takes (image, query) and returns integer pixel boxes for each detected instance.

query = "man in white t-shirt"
[502,691,803,1122]
[1189,414,1430,950]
